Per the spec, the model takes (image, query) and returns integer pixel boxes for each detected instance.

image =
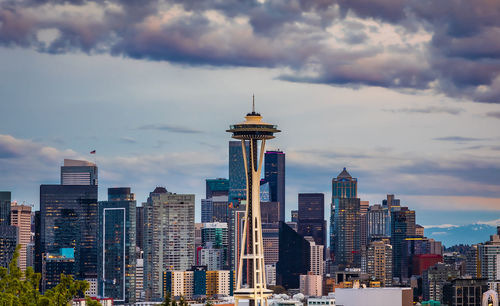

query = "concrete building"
[366,239,393,287]
[307,238,324,276]
[10,203,31,271]
[422,262,460,302]
[335,287,413,306]
[136,257,144,301]
[266,263,276,286]
[163,269,235,299]
[300,274,322,297]
[143,187,195,300]
[478,231,500,281]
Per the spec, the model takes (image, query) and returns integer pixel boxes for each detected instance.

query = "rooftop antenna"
[252,94,255,113]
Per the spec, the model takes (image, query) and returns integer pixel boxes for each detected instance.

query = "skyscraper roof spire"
[252,94,255,113]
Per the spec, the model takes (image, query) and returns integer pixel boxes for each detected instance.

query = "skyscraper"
[330,168,359,261]
[228,141,249,206]
[0,191,11,226]
[61,159,98,185]
[143,187,195,300]
[297,193,326,247]
[201,196,229,223]
[366,239,392,287]
[227,103,280,306]
[264,150,285,222]
[201,222,229,269]
[136,206,144,251]
[10,203,32,272]
[390,205,416,281]
[98,187,136,304]
[332,168,361,268]
[0,191,16,269]
[206,178,229,199]
[277,222,310,289]
[40,184,98,286]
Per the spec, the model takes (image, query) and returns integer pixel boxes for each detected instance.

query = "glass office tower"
[98,187,136,304]
[39,184,98,288]
[228,141,249,206]
[264,150,285,222]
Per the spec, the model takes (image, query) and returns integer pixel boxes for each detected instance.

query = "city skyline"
[1,1,500,247]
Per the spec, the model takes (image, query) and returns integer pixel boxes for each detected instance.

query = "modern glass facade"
[277,222,310,289]
[264,150,285,222]
[333,197,361,268]
[39,184,98,287]
[298,193,326,247]
[228,141,249,206]
[330,168,358,260]
[0,225,17,268]
[206,178,229,199]
[201,196,229,223]
[390,206,416,280]
[98,187,136,304]
[0,191,11,226]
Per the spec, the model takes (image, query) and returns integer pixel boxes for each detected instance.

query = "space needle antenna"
[252,94,255,113]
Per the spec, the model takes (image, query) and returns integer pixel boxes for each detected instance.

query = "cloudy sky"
[1,0,500,245]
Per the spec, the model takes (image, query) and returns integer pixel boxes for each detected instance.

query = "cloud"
[119,137,136,144]
[486,111,500,119]
[138,124,203,134]
[424,224,459,229]
[433,136,486,142]
[386,106,463,115]
[0,0,500,102]
[476,218,500,226]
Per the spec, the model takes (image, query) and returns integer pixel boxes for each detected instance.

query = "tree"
[162,292,172,306]
[179,295,188,306]
[0,245,98,306]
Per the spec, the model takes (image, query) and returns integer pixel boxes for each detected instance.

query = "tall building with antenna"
[227,97,280,306]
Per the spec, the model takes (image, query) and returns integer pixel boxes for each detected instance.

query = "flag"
[90,150,96,154]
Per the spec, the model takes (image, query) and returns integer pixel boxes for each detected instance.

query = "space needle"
[227,97,280,306]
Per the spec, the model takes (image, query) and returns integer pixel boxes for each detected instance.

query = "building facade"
[60,159,98,185]
[98,187,136,304]
[264,150,285,222]
[10,203,31,271]
[298,193,326,248]
[143,187,195,300]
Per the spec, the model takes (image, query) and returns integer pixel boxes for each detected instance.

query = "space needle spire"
[227,97,280,306]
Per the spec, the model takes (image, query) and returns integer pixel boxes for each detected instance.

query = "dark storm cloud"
[1,0,500,102]
[138,124,203,134]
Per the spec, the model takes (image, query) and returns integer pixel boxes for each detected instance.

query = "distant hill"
[425,223,498,247]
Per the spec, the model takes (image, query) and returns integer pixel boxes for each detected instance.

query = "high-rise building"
[277,222,310,290]
[264,150,285,222]
[136,205,144,251]
[41,248,77,291]
[477,231,500,280]
[228,141,249,206]
[298,193,326,247]
[0,191,11,226]
[262,223,280,265]
[40,184,98,287]
[331,168,359,263]
[383,194,400,210]
[10,203,31,271]
[367,204,390,240]
[333,197,361,268]
[291,210,298,223]
[206,178,229,199]
[98,187,136,305]
[366,239,392,287]
[390,205,416,281]
[360,201,369,248]
[442,278,489,306]
[136,254,144,301]
[202,222,229,269]
[0,191,16,269]
[299,274,323,296]
[143,187,195,300]
[60,159,98,185]
[201,196,229,223]
[0,225,17,268]
[422,262,460,302]
[307,238,324,276]
[261,201,280,224]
